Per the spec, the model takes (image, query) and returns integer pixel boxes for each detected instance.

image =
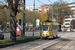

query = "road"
[1,32,75,50]
[4,30,40,39]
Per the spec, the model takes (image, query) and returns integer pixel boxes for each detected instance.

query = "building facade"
[62,2,75,31]
[26,4,52,13]
[42,4,52,13]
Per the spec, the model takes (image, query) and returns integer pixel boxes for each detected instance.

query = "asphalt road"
[4,30,40,39]
[1,32,75,50]
[3,30,70,39]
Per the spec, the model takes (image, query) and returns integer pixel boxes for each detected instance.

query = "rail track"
[1,32,74,50]
[43,34,75,50]
[30,33,73,50]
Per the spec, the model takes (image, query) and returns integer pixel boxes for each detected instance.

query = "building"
[62,1,75,31]
[26,4,52,13]
[18,3,23,10]
[42,4,52,13]
[26,5,42,13]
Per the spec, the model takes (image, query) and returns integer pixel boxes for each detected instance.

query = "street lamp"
[33,0,35,36]
[23,0,25,39]
[48,0,53,21]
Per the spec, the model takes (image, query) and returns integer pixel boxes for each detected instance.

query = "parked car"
[30,28,33,30]
[67,28,70,32]
[30,28,36,30]
[73,29,75,32]
[0,30,4,40]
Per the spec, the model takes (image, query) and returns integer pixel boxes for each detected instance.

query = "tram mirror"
[51,29,52,30]
[49,28,50,31]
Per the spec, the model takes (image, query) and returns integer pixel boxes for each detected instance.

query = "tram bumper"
[42,36,49,38]
[41,35,53,39]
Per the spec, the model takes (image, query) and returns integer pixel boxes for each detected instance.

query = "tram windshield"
[42,25,48,31]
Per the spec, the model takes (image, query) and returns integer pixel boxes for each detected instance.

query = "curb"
[0,38,40,48]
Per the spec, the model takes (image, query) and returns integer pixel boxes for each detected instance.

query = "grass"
[0,36,40,45]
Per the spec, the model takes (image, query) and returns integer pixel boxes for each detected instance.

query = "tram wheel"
[53,36,56,39]
[41,38,44,40]
[56,35,58,38]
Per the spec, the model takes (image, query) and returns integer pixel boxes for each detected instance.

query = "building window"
[29,10,31,11]
[29,7,32,9]
[65,27,70,28]
[65,17,70,19]
[72,16,74,18]
[65,20,70,22]
[65,23,70,25]
[39,10,41,12]
[35,9,38,10]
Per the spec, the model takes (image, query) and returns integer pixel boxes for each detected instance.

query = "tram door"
[49,25,53,37]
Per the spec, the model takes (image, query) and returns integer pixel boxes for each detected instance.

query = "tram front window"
[42,25,48,31]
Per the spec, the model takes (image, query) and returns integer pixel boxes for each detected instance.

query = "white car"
[73,29,75,32]
[67,29,70,32]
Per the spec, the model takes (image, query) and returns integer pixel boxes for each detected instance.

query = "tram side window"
[53,25,57,30]
[50,25,53,30]
[42,25,48,31]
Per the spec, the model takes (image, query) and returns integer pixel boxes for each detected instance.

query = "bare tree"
[50,1,74,24]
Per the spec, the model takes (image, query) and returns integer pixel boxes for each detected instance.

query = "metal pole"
[23,0,25,39]
[52,5,53,21]
[48,11,49,20]
[4,8,6,29]
[33,0,35,36]
[47,10,50,21]
[48,0,53,21]
[57,4,59,31]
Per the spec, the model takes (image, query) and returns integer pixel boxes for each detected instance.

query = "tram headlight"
[46,34,48,36]
[42,34,44,35]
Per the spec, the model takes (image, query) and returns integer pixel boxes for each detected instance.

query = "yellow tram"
[40,20,58,39]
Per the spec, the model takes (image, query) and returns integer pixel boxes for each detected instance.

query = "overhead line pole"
[38,0,44,37]
[23,0,25,39]
[33,0,35,36]
[57,4,59,31]
[48,0,53,21]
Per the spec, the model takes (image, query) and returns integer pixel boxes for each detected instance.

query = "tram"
[40,20,58,39]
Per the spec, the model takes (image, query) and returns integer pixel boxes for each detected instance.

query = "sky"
[0,0,75,6]
[26,0,75,6]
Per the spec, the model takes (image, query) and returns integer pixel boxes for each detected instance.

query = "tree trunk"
[10,14,17,41]
[7,0,19,41]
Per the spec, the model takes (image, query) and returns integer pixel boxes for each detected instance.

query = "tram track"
[43,34,74,50]
[21,33,65,50]
[0,33,65,50]
[30,33,72,50]
[1,33,72,50]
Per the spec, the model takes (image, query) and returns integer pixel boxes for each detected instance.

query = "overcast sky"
[0,0,75,6]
